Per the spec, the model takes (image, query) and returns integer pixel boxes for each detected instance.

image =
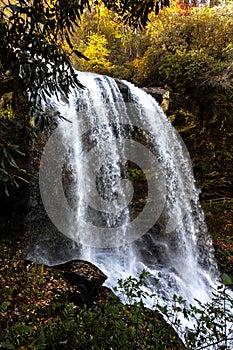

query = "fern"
[0,301,10,315]
[0,340,16,350]
[35,328,47,350]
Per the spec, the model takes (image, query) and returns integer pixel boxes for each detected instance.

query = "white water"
[35,71,219,308]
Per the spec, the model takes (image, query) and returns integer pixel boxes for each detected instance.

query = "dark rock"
[52,260,107,306]
[142,87,170,112]
[115,79,131,102]
[166,91,233,201]
[115,80,170,111]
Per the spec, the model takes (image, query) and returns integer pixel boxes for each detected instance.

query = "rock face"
[115,79,170,112]
[142,87,170,112]
[115,79,130,102]
[174,117,233,201]
[166,91,233,269]
[165,91,233,201]
[51,260,107,306]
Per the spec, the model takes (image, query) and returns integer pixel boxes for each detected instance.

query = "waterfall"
[31,71,218,307]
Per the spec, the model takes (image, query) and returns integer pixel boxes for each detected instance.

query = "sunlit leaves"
[135,4,233,94]
[69,2,149,80]
[81,33,115,74]
[0,0,160,107]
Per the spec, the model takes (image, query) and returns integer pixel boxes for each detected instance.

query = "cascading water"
[31,71,219,308]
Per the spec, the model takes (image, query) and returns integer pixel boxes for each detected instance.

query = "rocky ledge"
[51,260,107,306]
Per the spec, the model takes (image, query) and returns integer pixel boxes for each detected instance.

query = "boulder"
[52,260,107,306]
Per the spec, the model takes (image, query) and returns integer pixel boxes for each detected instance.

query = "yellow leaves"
[224,220,233,232]
[136,1,233,87]
[133,56,141,69]
[115,33,123,39]
[81,33,115,74]
[0,103,15,120]
[84,33,109,60]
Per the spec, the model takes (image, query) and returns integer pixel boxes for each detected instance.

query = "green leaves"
[114,269,151,304]
[114,270,233,350]
[0,117,29,195]
[1,245,232,350]
[1,0,86,106]
[0,301,10,316]
[221,272,233,286]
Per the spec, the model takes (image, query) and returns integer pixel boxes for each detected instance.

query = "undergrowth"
[0,243,232,349]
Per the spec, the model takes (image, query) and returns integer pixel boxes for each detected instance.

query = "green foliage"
[187,286,233,349]
[116,270,233,350]
[125,168,148,181]
[1,246,233,350]
[0,301,10,316]
[0,0,87,103]
[160,281,232,350]
[0,247,182,349]
[0,114,29,195]
[114,270,151,304]
[0,0,161,105]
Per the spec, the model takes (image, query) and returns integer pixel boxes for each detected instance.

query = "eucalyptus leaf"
[221,273,233,286]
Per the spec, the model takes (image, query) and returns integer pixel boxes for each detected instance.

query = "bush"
[134,4,233,125]
[1,244,233,349]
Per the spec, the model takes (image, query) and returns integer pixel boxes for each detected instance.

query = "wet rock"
[115,80,170,111]
[142,87,170,112]
[115,79,131,102]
